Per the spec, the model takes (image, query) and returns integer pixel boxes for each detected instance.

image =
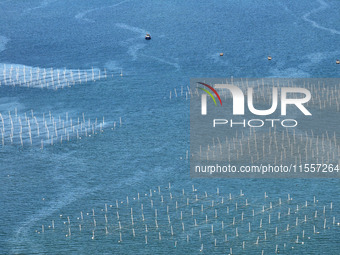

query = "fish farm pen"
[35,184,339,254]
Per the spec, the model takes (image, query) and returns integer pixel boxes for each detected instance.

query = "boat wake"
[75,9,95,23]
[23,0,57,15]
[303,0,340,35]
[127,43,146,61]
[75,0,130,23]
[140,54,180,70]
[10,186,100,254]
[208,52,230,66]
[269,50,340,77]
[269,67,310,78]
[115,23,148,36]
[104,60,123,72]
[116,24,179,69]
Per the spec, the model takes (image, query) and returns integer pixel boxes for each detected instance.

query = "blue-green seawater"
[0,0,339,254]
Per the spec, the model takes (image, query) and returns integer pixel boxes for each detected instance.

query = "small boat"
[336,59,340,64]
[268,56,272,61]
[220,53,224,56]
[145,33,151,40]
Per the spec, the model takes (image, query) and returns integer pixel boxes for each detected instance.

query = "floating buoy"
[268,56,272,61]
[336,59,340,64]
[220,53,224,56]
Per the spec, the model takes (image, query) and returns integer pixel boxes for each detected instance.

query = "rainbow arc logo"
[197,82,222,106]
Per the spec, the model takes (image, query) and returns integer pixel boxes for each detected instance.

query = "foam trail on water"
[23,0,57,14]
[140,54,180,70]
[208,52,229,66]
[11,186,100,254]
[302,50,340,65]
[303,0,340,35]
[269,50,340,77]
[104,60,122,72]
[75,0,130,23]
[75,10,95,23]
[127,44,146,60]
[269,67,310,78]
[115,23,148,35]
[115,25,178,68]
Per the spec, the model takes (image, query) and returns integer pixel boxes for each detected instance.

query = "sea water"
[0,0,339,254]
